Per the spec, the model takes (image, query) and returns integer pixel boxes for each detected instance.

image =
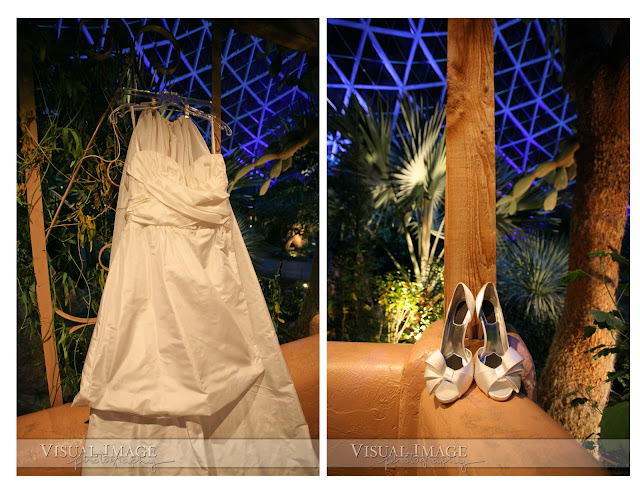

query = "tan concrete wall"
[328,320,608,476]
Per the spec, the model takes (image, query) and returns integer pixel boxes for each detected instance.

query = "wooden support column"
[211,21,222,154]
[444,19,496,339]
[18,48,63,406]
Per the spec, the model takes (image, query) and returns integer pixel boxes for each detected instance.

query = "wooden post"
[18,48,63,406]
[211,21,222,154]
[444,19,496,339]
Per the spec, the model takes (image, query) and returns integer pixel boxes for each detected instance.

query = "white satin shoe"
[473,282,525,401]
[424,282,475,404]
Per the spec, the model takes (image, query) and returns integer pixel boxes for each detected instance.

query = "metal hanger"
[109,87,232,137]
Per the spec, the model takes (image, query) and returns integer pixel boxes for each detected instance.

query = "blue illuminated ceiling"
[328,18,576,173]
[42,18,312,159]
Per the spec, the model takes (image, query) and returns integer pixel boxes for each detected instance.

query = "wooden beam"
[18,48,63,406]
[211,21,222,154]
[445,19,496,339]
[218,19,318,55]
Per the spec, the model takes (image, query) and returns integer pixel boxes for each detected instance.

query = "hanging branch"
[44,109,109,242]
[228,123,318,192]
[44,56,136,241]
[45,19,185,242]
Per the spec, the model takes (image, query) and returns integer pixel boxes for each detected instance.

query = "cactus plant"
[497,139,579,214]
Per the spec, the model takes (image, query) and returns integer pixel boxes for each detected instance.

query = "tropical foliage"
[327,138,380,342]
[328,95,447,342]
[376,265,443,343]
[331,95,446,287]
[328,92,576,344]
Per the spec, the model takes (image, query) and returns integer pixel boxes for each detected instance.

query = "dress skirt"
[72,111,317,475]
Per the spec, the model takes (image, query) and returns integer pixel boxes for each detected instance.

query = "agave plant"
[498,231,569,323]
[497,231,569,368]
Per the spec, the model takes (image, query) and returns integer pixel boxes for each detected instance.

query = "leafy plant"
[252,157,319,258]
[328,246,381,342]
[331,93,571,278]
[495,155,567,238]
[376,264,444,344]
[329,93,578,344]
[17,24,127,406]
[229,100,319,196]
[327,133,380,342]
[255,36,318,95]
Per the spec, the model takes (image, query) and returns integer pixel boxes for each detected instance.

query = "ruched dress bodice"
[73,111,265,417]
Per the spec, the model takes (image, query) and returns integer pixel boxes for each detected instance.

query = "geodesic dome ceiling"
[37,18,315,159]
[328,18,576,173]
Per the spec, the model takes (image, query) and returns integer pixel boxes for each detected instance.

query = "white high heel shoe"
[424,282,475,404]
[473,282,525,401]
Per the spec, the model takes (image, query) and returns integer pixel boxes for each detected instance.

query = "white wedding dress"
[72,111,317,475]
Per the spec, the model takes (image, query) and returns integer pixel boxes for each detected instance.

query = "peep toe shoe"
[424,282,475,404]
[473,282,525,401]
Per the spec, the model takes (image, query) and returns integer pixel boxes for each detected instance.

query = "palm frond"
[392,96,446,210]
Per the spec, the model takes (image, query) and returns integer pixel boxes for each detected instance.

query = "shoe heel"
[424,282,475,404]
[474,282,525,401]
